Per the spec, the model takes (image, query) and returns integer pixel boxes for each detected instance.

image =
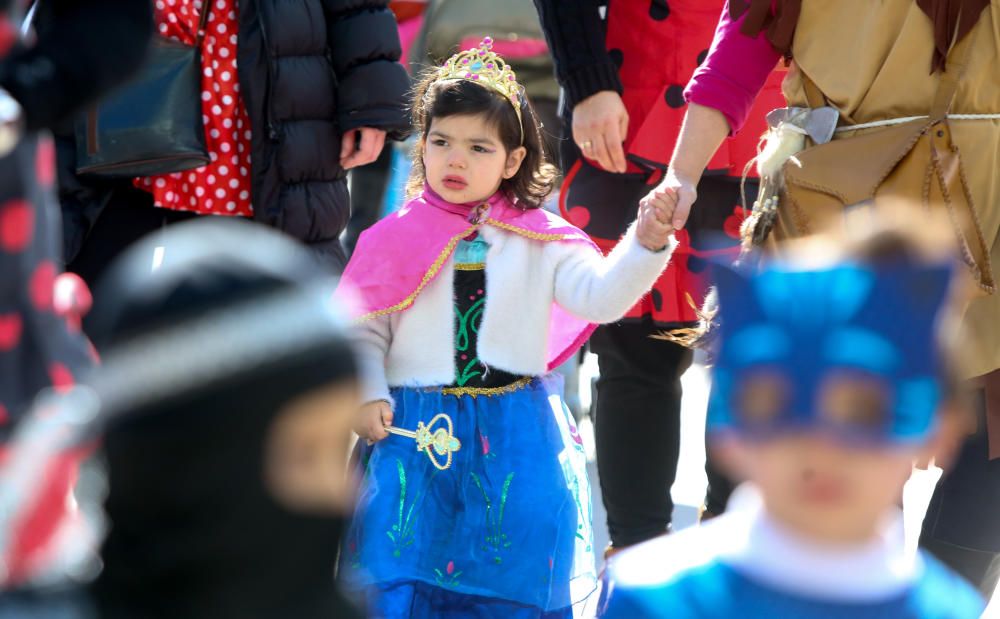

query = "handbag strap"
[929,21,978,121]
[195,0,213,47]
[798,71,859,126]
[928,22,993,292]
[800,73,826,110]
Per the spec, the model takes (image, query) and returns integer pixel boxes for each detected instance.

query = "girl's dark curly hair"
[405,68,558,209]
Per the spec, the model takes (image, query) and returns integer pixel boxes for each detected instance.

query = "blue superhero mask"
[707,259,952,444]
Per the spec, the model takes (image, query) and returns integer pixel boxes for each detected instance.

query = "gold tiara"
[435,36,524,142]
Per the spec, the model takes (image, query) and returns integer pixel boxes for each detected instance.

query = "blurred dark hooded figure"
[84,218,363,619]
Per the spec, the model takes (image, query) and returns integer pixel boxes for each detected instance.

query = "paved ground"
[575,354,1000,617]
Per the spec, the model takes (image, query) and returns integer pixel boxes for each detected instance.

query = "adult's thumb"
[672,195,693,230]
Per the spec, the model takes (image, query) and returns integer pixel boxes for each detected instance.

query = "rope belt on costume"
[835,113,1000,133]
[386,413,462,471]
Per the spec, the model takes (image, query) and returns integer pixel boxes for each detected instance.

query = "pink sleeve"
[684,1,782,134]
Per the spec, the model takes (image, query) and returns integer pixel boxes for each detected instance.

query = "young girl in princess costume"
[339,38,677,618]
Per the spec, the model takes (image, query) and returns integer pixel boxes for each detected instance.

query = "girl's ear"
[418,137,429,171]
[503,146,528,180]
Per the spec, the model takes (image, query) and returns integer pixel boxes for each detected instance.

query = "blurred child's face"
[423,113,526,204]
[716,433,931,544]
[265,379,360,514]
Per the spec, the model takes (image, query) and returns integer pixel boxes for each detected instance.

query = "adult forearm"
[644,104,734,231]
[668,103,731,185]
[532,0,621,107]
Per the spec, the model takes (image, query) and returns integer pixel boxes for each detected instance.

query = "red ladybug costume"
[557,0,785,328]
[536,0,787,551]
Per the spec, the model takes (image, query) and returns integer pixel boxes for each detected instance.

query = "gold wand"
[385,413,462,471]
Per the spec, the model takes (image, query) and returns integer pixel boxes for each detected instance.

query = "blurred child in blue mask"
[599,229,984,619]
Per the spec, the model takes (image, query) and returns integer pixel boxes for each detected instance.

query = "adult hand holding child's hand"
[636,185,676,252]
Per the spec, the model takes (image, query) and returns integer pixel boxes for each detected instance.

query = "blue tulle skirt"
[342,376,596,618]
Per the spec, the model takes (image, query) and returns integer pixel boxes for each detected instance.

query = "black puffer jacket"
[59,0,410,270]
[238,0,411,267]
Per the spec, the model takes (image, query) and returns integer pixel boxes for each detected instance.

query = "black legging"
[591,322,693,548]
[66,185,198,339]
[67,185,198,289]
[344,145,393,256]
[704,443,736,518]
[920,388,1000,598]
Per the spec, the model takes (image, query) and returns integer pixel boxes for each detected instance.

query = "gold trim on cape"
[357,224,477,321]
[486,218,573,242]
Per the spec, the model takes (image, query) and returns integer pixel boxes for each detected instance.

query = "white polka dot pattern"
[136,0,253,217]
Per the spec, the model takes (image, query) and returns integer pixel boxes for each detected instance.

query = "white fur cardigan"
[353,222,676,404]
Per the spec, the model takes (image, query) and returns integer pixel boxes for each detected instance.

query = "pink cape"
[339,188,600,371]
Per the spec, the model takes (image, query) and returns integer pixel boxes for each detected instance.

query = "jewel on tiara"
[435,36,524,143]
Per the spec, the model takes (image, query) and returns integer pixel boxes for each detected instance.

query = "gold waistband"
[439,377,533,398]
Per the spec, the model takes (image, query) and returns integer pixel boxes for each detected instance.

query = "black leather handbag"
[74,4,211,178]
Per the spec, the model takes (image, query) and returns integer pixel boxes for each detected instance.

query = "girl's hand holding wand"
[357,400,394,442]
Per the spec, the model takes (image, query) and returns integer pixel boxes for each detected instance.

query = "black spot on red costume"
[650,288,664,312]
[687,255,707,274]
[665,84,686,109]
[649,0,671,21]
[608,48,624,69]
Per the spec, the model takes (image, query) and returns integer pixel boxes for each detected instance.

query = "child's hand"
[357,400,394,442]
[636,187,675,251]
